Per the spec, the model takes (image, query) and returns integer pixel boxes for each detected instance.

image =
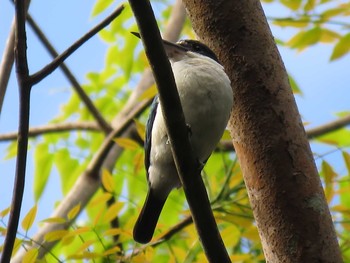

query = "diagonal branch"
[29,5,125,86]
[128,0,230,262]
[26,13,112,133]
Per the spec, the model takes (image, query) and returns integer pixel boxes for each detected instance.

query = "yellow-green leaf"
[134,119,146,141]
[22,248,38,263]
[321,7,346,20]
[101,169,114,192]
[34,143,54,201]
[114,138,140,150]
[91,0,114,17]
[273,18,309,28]
[44,229,69,242]
[281,0,302,10]
[104,202,124,222]
[287,27,322,51]
[90,192,113,207]
[343,151,350,174]
[0,207,10,218]
[40,217,66,224]
[67,203,81,220]
[104,228,122,237]
[103,246,121,256]
[330,33,350,61]
[21,205,37,232]
[139,84,157,100]
[319,28,340,43]
[304,0,316,12]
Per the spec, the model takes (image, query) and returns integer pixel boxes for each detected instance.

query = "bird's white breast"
[148,53,233,197]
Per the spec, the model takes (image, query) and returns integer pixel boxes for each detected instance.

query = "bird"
[133,35,233,244]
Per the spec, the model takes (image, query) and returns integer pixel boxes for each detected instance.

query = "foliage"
[1,0,350,262]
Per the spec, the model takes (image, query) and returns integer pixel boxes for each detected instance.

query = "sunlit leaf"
[321,7,347,20]
[221,224,241,247]
[104,202,124,222]
[330,33,350,61]
[103,246,121,256]
[287,27,322,51]
[40,217,66,224]
[134,119,146,141]
[321,160,337,202]
[104,228,122,237]
[139,84,157,100]
[288,74,302,94]
[90,192,113,207]
[44,229,69,242]
[280,0,302,10]
[71,226,90,235]
[343,151,350,175]
[319,28,340,43]
[114,138,140,150]
[0,207,10,218]
[101,169,114,193]
[22,248,38,263]
[34,143,54,201]
[76,239,96,253]
[303,0,316,11]
[21,205,37,232]
[67,203,81,220]
[91,0,114,17]
[4,141,17,160]
[273,18,309,28]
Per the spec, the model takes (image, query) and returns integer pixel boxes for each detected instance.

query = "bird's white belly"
[148,56,233,196]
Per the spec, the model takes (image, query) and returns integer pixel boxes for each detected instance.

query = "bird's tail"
[133,188,167,244]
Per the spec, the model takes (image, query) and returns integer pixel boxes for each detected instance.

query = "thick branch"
[128,1,230,262]
[29,5,124,86]
[181,0,342,261]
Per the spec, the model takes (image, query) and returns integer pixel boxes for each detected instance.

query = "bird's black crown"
[177,40,219,63]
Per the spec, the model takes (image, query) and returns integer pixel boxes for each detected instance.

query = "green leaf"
[103,202,124,223]
[114,138,140,150]
[0,207,10,218]
[330,33,350,61]
[91,0,114,17]
[34,143,54,201]
[22,248,38,263]
[304,0,316,12]
[44,229,69,242]
[319,28,340,43]
[287,27,322,51]
[4,141,17,160]
[280,0,302,10]
[101,169,114,193]
[343,151,350,175]
[67,203,81,220]
[21,205,37,232]
[288,74,302,94]
[54,148,80,194]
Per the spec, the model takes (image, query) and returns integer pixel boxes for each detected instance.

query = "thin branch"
[0,122,101,141]
[218,114,350,152]
[128,1,230,262]
[26,14,112,133]
[29,5,125,86]
[307,114,350,139]
[1,0,31,261]
[267,16,350,28]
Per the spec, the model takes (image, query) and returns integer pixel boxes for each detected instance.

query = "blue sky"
[0,0,349,246]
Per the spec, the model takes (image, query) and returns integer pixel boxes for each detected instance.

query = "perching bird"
[133,36,233,244]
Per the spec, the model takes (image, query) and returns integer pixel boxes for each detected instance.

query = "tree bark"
[182,0,342,262]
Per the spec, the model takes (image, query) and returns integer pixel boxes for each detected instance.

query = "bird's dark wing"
[144,96,159,179]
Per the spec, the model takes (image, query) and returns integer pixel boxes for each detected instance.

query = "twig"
[1,0,31,261]
[29,5,125,86]
[128,0,230,262]
[0,122,101,141]
[307,114,350,139]
[26,14,112,133]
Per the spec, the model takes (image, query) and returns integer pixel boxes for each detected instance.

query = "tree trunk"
[182,0,342,262]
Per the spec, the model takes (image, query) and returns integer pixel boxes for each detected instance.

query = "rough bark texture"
[182,0,342,262]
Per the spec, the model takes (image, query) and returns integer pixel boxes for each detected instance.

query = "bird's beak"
[131,32,188,60]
